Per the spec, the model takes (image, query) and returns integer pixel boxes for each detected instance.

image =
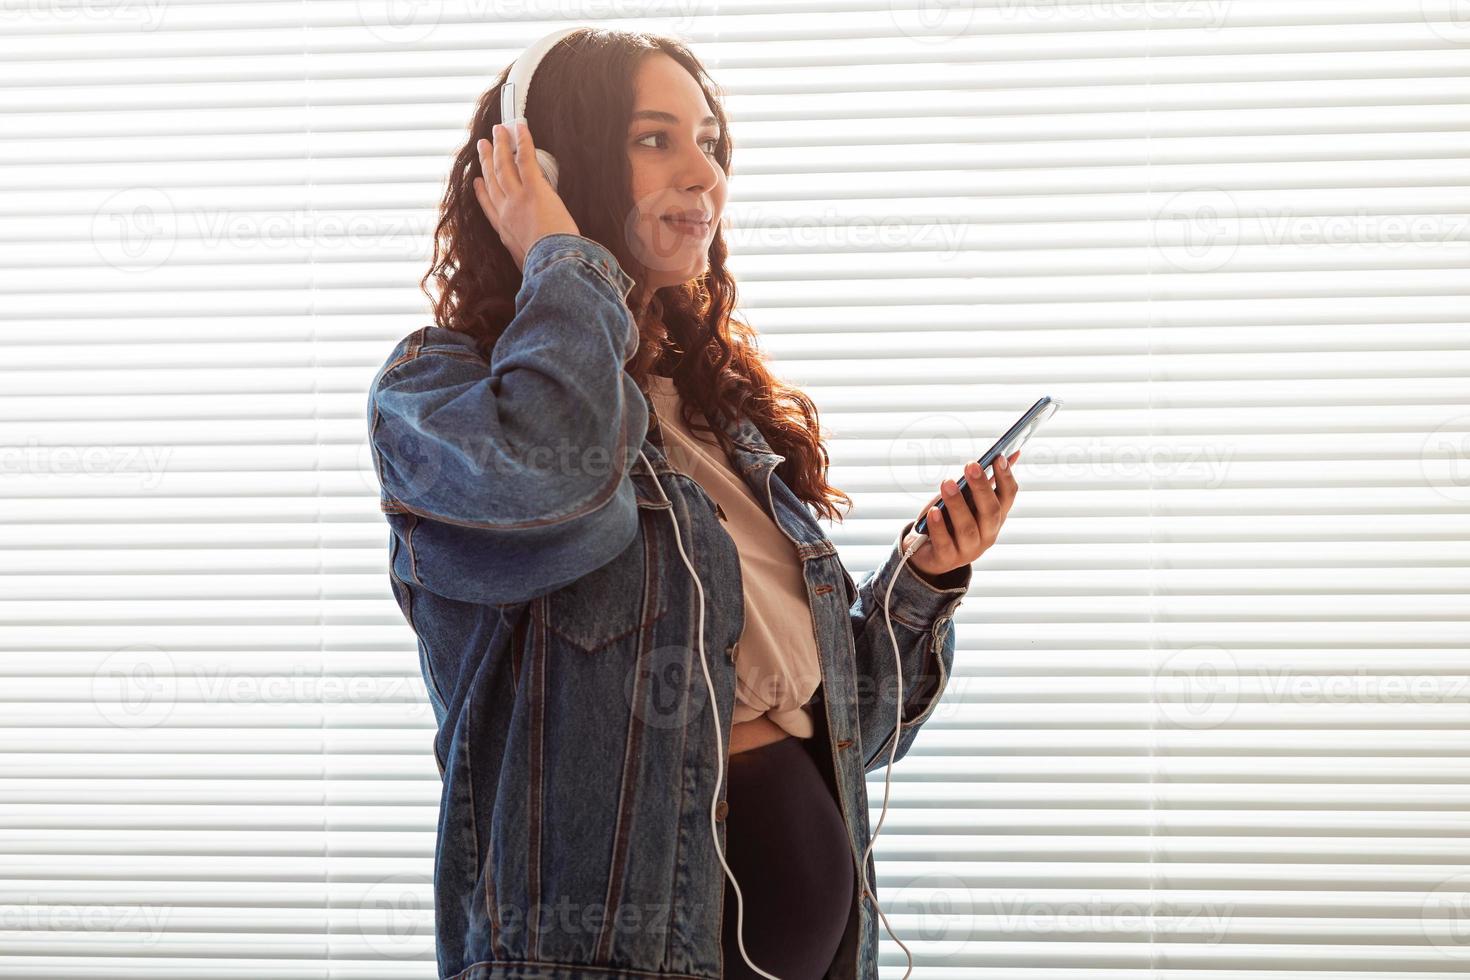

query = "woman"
[368,27,1020,980]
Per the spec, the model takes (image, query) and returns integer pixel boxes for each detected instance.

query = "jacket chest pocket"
[543,483,673,654]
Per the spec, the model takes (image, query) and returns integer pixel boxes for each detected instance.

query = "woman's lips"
[661,215,712,235]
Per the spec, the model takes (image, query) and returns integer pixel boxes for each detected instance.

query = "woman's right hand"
[473,120,580,273]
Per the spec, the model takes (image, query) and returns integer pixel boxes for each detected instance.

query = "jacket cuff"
[873,517,971,631]
[523,233,637,303]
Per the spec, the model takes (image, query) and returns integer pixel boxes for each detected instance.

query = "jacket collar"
[641,377,786,467]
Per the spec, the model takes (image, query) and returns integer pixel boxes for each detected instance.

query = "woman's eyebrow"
[630,109,721,131]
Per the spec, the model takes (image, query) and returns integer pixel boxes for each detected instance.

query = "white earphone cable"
[638,449,924,980]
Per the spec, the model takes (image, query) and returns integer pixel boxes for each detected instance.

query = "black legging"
[718,729,856,979]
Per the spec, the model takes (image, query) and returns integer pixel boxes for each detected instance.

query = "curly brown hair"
[418,27,853,523]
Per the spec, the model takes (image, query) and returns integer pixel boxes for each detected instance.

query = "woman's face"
[624,52,728,293]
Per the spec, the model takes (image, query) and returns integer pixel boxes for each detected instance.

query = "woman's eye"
[635,132,720,154]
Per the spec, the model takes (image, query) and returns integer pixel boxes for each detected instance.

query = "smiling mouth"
[660,216,711,233]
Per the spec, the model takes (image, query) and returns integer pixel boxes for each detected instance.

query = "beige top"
[645,374,819,739]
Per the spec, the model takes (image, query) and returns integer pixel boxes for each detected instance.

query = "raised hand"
[471,120,580,272]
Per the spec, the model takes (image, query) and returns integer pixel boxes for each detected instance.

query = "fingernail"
[997,455,1007,469]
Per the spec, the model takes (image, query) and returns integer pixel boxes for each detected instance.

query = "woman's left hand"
[903,450,1021,581]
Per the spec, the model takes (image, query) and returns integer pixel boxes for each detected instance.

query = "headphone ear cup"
[535,149,559,190]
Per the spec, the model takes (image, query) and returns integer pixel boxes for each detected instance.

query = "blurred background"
[2,2,1468,977]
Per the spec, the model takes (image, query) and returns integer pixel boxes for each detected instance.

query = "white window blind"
[3,2,1467,978]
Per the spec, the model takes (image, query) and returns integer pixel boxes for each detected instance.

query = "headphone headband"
[500,26,583,125]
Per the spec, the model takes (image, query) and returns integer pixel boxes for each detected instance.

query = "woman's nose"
[680,141,720,192]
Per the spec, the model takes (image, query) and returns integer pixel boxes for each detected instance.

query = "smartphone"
[913,396,1062,537]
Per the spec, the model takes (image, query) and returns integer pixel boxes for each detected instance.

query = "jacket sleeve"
[366,233,651,606]
[846,516,970,773]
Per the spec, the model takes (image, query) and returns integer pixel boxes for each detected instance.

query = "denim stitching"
[527,606,545,959]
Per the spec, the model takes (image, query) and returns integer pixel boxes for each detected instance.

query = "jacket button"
[836,738,853,750]
[715,800,728,821]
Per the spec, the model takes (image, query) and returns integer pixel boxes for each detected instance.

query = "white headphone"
[502,27,927,979]
[498,26,581,191]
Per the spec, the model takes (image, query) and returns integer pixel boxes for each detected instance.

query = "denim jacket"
[366,233,970,980]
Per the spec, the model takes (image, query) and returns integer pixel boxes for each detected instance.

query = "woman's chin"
[646,257,710,292]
